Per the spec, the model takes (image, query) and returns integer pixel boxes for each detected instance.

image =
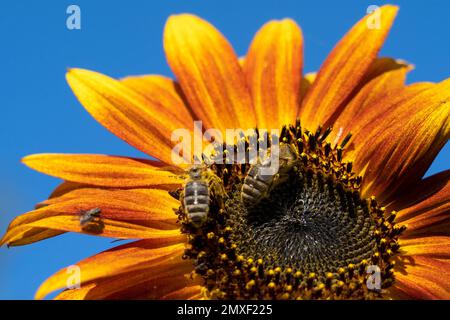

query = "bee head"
[188,165,203,179]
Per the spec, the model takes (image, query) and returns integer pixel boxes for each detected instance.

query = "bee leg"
[169,188,182,200]
[209,177,227,208]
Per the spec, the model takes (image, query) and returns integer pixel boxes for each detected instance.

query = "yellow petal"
[164,14,255,132]
[120,74,194,130]
[243,19,303,129]
[299,5,398,130]
[36,240,186,299]
[66,68,192,165]
[22,154,182,188]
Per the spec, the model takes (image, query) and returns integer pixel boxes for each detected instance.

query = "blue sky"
[0,0,449,299]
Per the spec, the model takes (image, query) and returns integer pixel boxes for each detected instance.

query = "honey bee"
[79,208,101,227]
[182,165,225,227]
[241,143,299,207]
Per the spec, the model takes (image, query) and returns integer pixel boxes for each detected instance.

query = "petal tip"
[165,13,201,27]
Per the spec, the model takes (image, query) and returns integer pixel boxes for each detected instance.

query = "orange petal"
[243,19,303,129]
[396,174,449,238]
[394,255,450,299]
[299,72,316,99]
[0,228,64,247]
[22,154,182,188]
[330,60,411,144]
[351,79,450,201]
[160,285,203,300]
[49,181,88,199]
[1,188,182,247]
[299,5,398,130]
[2,215,181,247]
[164,14,255,132]
[36,240,187,299]
[66,68,193,165]
[120,74,194,130]
[400,236,450,259]
[363,57,413,81]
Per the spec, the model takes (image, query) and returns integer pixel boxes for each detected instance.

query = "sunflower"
[2,5,449,300]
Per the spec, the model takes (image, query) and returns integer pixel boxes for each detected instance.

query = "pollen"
[176,120,405,300]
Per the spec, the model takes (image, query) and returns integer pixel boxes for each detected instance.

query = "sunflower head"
[177,124,405,299]
[1,4,449,300]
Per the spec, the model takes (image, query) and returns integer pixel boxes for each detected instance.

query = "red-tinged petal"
[36,240,187,299]
[350,79,450,201]
[396,175,449,238]
[330,61,411,144]
[394,255,450,299]
[1,188,181,246]
[22,154,183,188]
[164,14,256,132]
[2,215,182,247]
[243,19,303,129]
[55,267,195,300]
[388,170,450,211]
[299,5,398,130]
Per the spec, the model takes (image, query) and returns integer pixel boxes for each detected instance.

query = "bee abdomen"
[185,181,209,196]
[184,195,209,205]
[187,211,208,225]
[184,180,210,225]
[241,167,272,205]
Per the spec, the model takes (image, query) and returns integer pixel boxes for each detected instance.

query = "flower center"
[176,122,405,300]
[227,172,376,277]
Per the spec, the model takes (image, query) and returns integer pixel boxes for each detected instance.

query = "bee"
[182,165,225,227]
[79,208,101,227]
[241,143,299,207]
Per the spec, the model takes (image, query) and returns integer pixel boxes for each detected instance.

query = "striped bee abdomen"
[184,180,210,226]
[241,165,273,206]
